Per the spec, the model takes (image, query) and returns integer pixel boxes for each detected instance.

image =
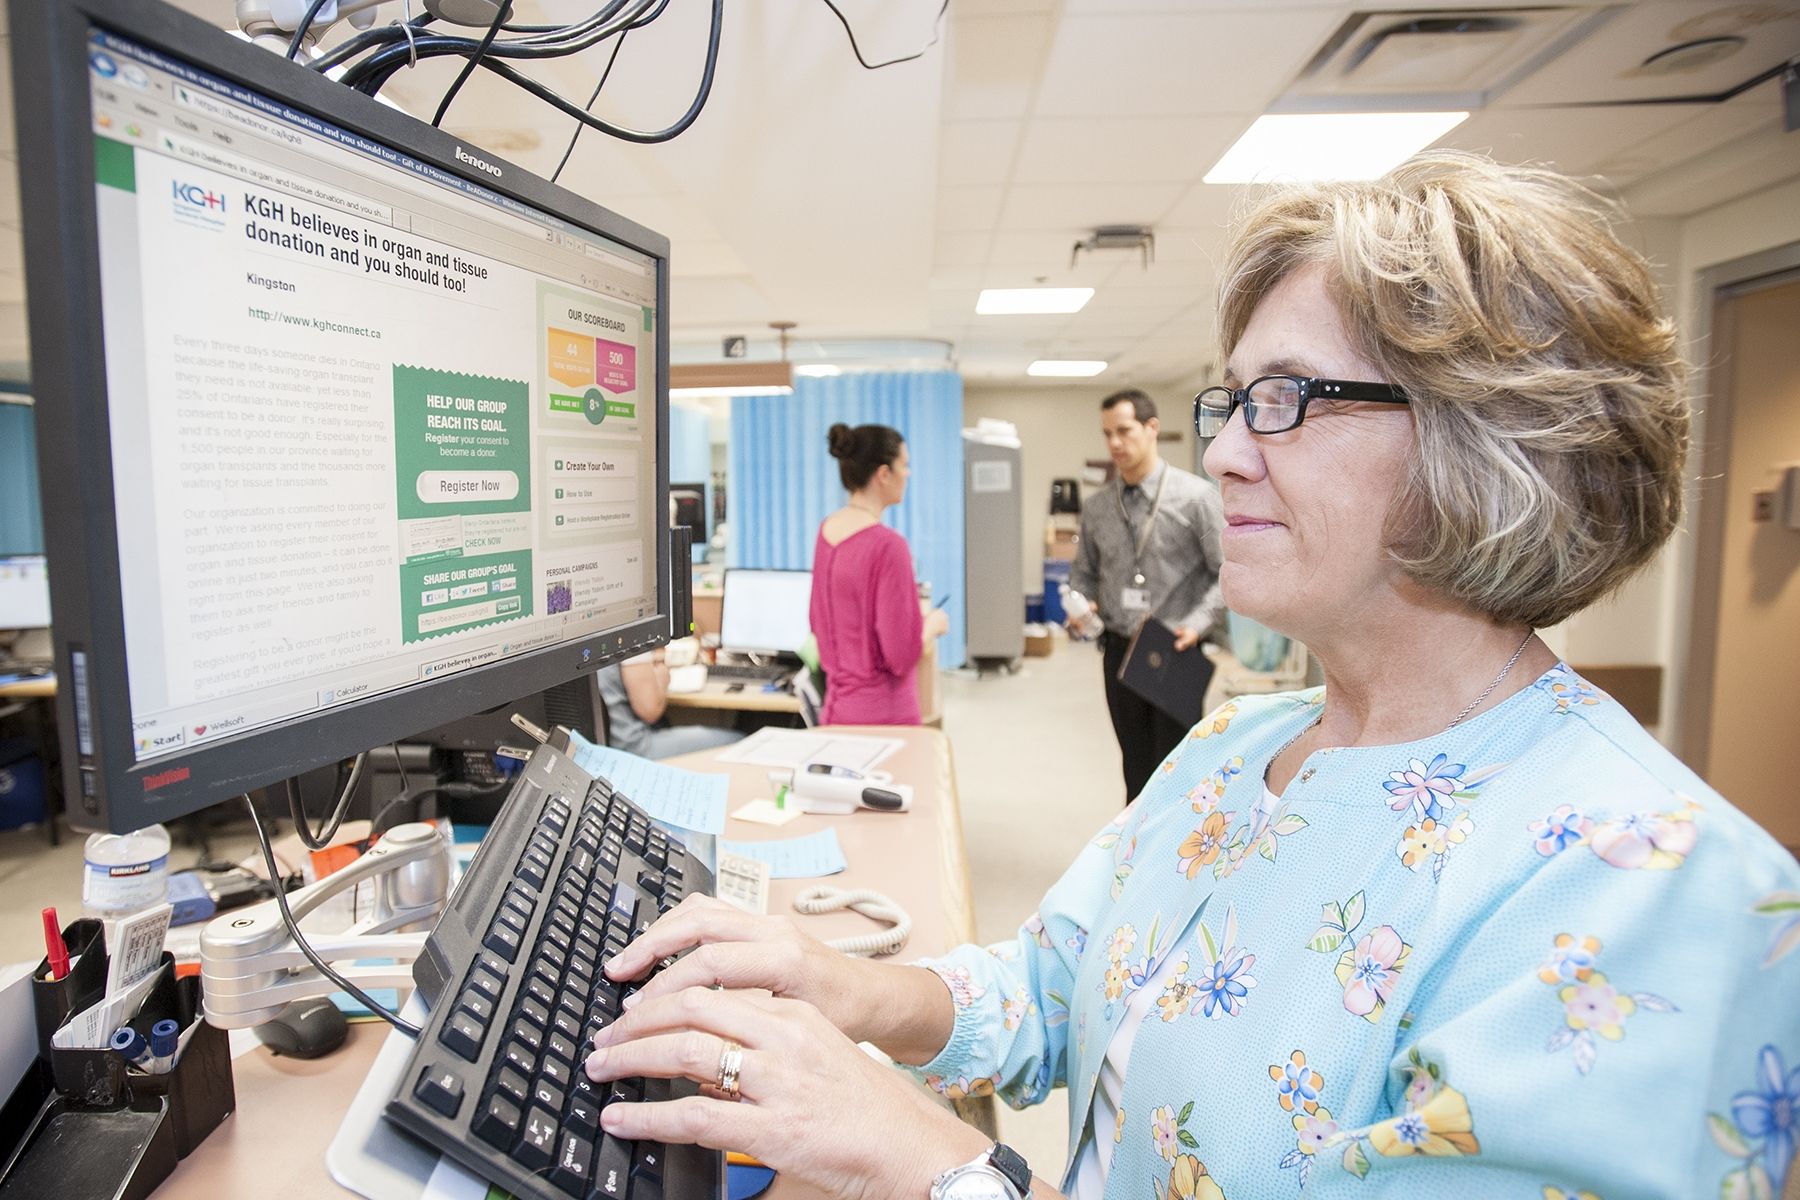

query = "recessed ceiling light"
[1203,112,1468,184]
[1028,360,1108,377]
[976,288,1094,315]
[794,364,841,377]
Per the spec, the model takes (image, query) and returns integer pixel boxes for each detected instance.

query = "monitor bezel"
[718,567,813,658]
[12,0,674,831]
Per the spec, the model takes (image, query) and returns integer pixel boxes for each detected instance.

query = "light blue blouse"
[913,665,1800,1198]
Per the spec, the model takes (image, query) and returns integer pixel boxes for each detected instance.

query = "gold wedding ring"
[716,1040,743,1102]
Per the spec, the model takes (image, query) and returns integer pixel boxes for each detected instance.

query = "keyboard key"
[502,1039,535,1076]
[441,1012,484,1061]
[632,1143,665,1182]
[592,1138,632,1200]
[542,1055,572,1089]
[495,1066,530,1105]
[547,1032,579,1067]
[609,882,637,922]
[483,923,521,963]
[568,1090,602,1134]
[520,998,552,1031]
[511,1018,544,1056]
[514,1105,558,1173]
[413,1064,464,1118]
[457,991,494,1025]
[551,1131,596,1195]
[469,966,506,1002]
[473,1093,520,1150]
[533,1078,566,1114]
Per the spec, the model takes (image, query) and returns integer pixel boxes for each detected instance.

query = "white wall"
[963,382,1201,594]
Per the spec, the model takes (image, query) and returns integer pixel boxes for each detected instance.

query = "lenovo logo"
[143,766,190,792]
[454,146,502,178]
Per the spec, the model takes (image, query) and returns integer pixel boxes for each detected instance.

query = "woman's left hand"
[585,986,986,1200]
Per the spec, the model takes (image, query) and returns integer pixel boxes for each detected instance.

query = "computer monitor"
[14,0,674,832]
[719,568,812,657]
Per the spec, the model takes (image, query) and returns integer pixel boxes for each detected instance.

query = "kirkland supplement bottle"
[82,823,171,919]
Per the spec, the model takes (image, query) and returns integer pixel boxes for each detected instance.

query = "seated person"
[597,647,743,760]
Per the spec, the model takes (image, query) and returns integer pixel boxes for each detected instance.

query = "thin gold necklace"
[1274,630,1537,768]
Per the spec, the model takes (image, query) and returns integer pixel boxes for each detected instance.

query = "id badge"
[1120,586,1150,614]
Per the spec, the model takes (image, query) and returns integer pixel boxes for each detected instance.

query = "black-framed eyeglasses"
[1193,375,1410,438]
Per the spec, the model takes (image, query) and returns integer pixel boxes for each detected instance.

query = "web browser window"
[87,30,662,763]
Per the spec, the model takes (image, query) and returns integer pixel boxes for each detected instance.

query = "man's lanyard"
[1116,466,1167,588]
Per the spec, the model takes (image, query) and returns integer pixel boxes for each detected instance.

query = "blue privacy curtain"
[668,402,711,563]
[728,371,965,668]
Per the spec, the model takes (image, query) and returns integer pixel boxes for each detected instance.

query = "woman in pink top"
[809,423,950,725]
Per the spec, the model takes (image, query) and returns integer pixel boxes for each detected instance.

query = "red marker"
[41,908,69,982]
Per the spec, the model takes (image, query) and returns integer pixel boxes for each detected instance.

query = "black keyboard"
[385,732,721,1200]
[706,661,794,684]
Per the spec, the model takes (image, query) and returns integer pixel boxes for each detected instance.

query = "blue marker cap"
[150,1019,180,1059]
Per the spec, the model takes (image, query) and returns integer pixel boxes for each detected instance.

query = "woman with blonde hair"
[585,154,1800,1198]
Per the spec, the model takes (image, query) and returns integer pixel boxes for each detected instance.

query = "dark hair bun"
[827,423,855,459]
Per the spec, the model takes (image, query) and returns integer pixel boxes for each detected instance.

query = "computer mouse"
[253,999,348,1059]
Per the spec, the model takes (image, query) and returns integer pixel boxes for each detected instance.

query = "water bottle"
[1062,586,1104,641]
[82,823,171,919]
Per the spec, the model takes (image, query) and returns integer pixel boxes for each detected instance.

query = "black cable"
[243,794,422,1037]
[307,12,437,76]
[370,777,514,838]
[819,0,948,70]
[391,0,720,145]
[335,0,653,96]
[431,0,515,127]
[550,21,633,183]
[285,751,367,851]
[286,0,334,60]
[390,741,414,800]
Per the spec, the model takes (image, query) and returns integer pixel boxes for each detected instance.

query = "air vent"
[1279,7,1607,112]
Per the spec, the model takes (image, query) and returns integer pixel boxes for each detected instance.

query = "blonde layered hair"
[1218,152,1688,629]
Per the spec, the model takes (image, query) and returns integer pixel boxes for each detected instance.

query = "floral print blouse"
[911,665,1800,1198]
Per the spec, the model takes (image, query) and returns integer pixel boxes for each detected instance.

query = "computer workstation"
[6,1,970,1196]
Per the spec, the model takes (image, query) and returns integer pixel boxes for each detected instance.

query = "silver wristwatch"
[930,1144,1031,1200]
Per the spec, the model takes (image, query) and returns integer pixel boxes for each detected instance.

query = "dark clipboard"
[1116,617,1215,726]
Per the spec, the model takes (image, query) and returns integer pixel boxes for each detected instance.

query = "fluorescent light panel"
[1203,112,1468,184]
[794,364,841,377]
[668,385,792,397]
[1028,360,1108,377]
[976,287,1094,315]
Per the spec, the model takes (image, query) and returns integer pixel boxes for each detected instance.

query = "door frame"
[1675,242,1800,776]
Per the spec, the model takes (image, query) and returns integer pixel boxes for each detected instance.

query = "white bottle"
[1062,587,1104,641]
[82,823,171,919]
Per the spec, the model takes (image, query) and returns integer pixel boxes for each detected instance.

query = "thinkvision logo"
[455,146,503,179]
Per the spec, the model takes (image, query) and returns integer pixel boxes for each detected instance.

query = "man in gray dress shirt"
[1068,388,1225,803]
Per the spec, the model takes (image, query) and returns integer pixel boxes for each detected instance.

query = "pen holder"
[122,973,234,1159]
[31,919,122,1106]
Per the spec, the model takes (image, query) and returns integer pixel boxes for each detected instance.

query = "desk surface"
[665,678,804,715]
[167,725,974,1198]
[0,676,54,699]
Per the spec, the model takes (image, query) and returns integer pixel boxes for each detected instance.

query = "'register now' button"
[416,471,519,503]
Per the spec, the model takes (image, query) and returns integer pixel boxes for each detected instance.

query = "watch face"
[943,1169,1013,1200]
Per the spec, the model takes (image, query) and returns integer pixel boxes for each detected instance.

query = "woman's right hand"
[602,894,879,1041]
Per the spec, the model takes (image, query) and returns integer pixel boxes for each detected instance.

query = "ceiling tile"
[1011,116,1246,184]
[939,120,1023,185]
[1594,78,1791,183]
[934,230,993,265]
[998,181,1185,231]
[1443,105,1711,180]
[943,15,1055,121]
[1033,10,1344,118]
[936,185,1007,232]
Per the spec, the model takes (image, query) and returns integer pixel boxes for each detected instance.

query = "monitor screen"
[16,1,673,829]
[0,557,51,631]
[719,568,812,656]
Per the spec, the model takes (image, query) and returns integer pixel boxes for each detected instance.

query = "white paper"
[719,829,847,879]
[714,728,901,774]
[730,798,804,827]
[104,902,172,995]
[51,964,162,1049]
[567,732,729,834]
